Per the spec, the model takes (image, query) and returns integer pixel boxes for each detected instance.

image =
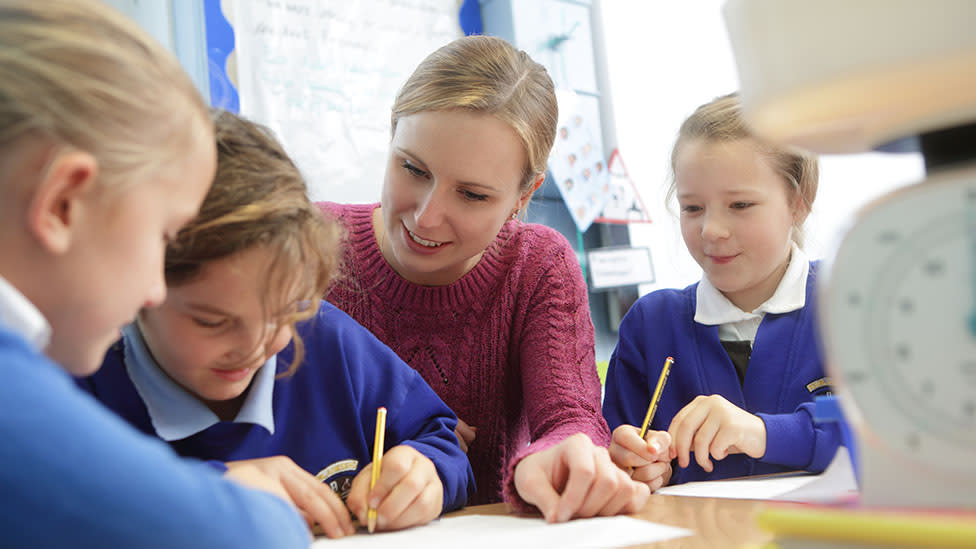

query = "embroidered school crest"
[315,459,359,501]
[806,377,833,395]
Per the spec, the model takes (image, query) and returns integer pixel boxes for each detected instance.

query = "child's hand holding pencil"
[346,407,444,534]
[608,356,675,491]
[608,426,673,491]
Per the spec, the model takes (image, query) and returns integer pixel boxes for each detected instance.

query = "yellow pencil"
[639,356,674,439]
[367,406,387,534]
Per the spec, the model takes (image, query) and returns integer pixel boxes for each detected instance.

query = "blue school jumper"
[602,262,840,484]
[0,326,309,548]
[79,301,475,512]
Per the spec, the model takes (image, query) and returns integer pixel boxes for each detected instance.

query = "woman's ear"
[517,172,546,211]
[27,150,99,255]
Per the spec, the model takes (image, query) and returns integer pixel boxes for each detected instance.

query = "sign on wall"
[229,0,461,204]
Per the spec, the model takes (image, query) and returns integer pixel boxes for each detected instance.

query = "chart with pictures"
[548,92,611,232]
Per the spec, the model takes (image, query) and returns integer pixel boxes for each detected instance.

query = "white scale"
[724,0,976,507]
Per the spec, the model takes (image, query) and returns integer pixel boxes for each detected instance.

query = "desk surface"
[449,494,772,548]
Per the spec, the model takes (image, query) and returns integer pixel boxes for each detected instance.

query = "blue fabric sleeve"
[0,333,309,549]
[603,301,652,431]
[395,373,475,511]
[315,304,475,513]
[757,401,842,471]
[206,459,229,473]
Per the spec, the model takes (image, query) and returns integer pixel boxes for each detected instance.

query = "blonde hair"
[392,35,557,193]
[668,93,819,246]
[0,0,211,190]
[165,110,343,376]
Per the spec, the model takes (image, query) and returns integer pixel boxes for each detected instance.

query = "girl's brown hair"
[392,35,558,194]
[165,110,343,375]
[668,92,819,246]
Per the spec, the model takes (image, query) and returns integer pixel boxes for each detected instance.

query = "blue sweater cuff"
[756,409,815,469]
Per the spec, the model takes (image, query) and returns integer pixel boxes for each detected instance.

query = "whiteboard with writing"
[231,0,461,204]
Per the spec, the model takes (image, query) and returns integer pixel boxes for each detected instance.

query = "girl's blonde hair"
[668,93,819,246]
[392,35,558,193]
[0,0,211,190]
[165,110,343,376]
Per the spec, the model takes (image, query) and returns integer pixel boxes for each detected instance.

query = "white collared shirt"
[695,243,809,343]
[0,274,51,351]
[121,322,277,441]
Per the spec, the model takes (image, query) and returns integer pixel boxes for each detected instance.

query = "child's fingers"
[645,430,672,457]
[668,401,708,469]
[375,449,440,530]
[346,466,372,524]
[380,481,442,532]
[609,425,652,468]
[280,467,354,538]
[648,462,672,492]
[631,459,671,486]
[692,415,720,473]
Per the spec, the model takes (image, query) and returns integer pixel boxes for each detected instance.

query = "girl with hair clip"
[320,35,649,522]
[80,109,474,538]
[0,1,310,547]
[603,93,841,488]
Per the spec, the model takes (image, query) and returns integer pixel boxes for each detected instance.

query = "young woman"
[321,35,649,522]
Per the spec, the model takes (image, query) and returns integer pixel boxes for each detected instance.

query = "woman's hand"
[226,456,354,538]
[513,433,650,523]
[347,445,443,532]
[454,418,476,453]
[608,424,673,491]
[668,394,767,472]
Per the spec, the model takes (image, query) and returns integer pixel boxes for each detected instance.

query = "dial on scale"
[723,0,976,508]
[821,126,976,507]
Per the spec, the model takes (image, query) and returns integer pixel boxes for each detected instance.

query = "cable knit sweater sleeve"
[500,227,610,511]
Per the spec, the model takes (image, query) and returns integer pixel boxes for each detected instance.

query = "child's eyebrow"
[184,302,233,317]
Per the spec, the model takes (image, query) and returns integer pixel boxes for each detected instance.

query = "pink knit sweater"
[318,202,609,509]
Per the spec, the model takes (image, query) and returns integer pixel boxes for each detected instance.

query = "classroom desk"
[448,493,772,548]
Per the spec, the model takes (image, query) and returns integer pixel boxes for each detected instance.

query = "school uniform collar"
[121,322,276,441]
[695,243,809,326]
[0,274,51,351]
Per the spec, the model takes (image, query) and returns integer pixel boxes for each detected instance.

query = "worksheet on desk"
[312,514,690,548]
[655,447,858,502]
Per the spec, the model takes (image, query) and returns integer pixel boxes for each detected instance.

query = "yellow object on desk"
[367,406,387,534]
[757,505,976,548]
[639,356,674,439]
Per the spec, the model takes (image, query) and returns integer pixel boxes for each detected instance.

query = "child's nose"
[701,212,731,240]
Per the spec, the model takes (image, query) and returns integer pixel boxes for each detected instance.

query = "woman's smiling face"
[378,109,529,286]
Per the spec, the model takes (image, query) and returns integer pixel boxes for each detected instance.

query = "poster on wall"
[594,148,652,224]
[229,0,461,204]
[548,91,612,233]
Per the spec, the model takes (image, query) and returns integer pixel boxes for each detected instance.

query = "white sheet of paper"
[313,514,690,548]
[655,446,858,502]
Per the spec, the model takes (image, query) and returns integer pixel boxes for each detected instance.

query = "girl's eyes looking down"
[192,316,227,329]
[679,201,756,214]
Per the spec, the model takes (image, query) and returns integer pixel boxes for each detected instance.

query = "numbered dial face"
[822,167,976,475]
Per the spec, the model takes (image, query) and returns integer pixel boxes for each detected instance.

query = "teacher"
[319,35,648,522]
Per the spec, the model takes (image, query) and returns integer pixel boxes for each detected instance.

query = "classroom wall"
[598,0,925,295]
